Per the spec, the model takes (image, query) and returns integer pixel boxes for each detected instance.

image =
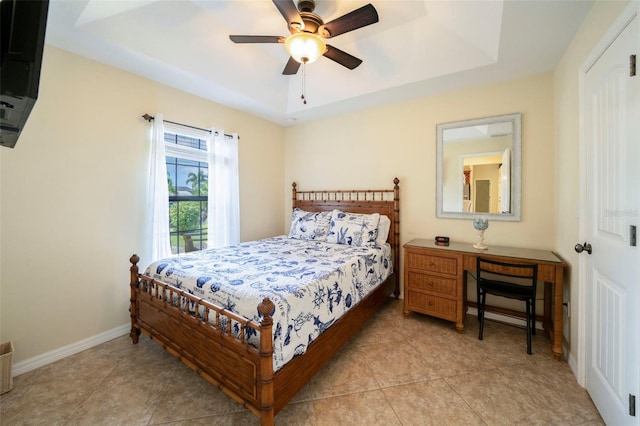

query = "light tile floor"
[0,300,603,425]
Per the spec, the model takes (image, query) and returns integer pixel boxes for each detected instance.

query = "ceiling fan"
[229,0,379,75]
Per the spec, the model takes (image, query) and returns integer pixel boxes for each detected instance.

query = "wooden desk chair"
[476,257,538,354]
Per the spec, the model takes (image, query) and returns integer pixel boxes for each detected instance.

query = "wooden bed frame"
[129,178,400,425]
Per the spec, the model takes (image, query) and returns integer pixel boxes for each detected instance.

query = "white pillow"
[326,210,380,247]
[288,208,331,241]
[376,215,391,246]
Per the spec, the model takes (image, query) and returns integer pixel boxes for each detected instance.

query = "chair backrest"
[476,257,538,293]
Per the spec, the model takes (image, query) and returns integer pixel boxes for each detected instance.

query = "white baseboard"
[567,351,577,371]
[12,324,130,377]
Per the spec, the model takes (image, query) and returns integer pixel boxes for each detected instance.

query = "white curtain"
[145,113,172,262]
[207,130,240,248]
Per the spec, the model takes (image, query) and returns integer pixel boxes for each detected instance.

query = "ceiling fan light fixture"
[285,32,326,64]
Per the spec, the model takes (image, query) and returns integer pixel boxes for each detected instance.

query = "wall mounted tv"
[0,0,49,149]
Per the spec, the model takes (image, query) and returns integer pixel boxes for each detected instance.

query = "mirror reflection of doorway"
[474,179,491,212]
[461,152,504,214]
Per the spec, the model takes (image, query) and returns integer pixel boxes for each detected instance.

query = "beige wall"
[553,0,630,366]
[0,46,285,364]
[284,72,556,251]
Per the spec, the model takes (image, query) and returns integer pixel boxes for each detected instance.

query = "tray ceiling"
[46,0,594,126]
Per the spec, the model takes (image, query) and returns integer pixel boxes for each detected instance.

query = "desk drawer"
[406,251,458,275]
[406,291,457,321]
[407,271,457,297]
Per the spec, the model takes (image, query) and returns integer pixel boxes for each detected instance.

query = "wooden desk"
[403,239,566,360]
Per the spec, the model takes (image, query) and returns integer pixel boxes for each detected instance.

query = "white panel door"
[583,12,639,426]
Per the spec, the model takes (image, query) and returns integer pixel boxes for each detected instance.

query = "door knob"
[574,242,592,255]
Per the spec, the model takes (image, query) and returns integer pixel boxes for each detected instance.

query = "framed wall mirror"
[436,113,521,221]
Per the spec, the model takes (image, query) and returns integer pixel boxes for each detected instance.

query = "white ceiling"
[45,0,594,126]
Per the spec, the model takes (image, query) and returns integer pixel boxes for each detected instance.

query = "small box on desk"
[435,236,450,246]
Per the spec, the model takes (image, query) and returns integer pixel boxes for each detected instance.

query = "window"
[164,130,209,254]
[147,115,239,261]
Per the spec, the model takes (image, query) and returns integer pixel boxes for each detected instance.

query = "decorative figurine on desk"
[472,217,489,250]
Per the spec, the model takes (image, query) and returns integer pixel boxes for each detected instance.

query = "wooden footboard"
[129,254,277,423]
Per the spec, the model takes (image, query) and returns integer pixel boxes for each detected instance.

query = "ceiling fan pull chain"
[301,62,307,104]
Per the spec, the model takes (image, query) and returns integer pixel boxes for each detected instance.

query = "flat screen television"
[0,0,49,148]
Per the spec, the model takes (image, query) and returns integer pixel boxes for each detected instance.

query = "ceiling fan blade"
[319,4,378,38]
[272,0,303,30]
[229,35,285,43]
[282,57,301,75]
[323,45,362,70]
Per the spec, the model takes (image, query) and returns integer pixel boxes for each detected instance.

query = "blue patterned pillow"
[327,210,380,247]
[288,208,331,241]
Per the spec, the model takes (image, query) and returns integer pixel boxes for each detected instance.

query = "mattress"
[144,235,393,371]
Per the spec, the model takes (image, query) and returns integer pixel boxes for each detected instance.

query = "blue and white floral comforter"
[144,235,393,371]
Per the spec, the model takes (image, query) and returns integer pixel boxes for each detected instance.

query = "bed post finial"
[258,297,276,323]
[292,182,298,209]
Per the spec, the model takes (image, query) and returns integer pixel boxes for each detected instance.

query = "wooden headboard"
[292,178,400,296]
